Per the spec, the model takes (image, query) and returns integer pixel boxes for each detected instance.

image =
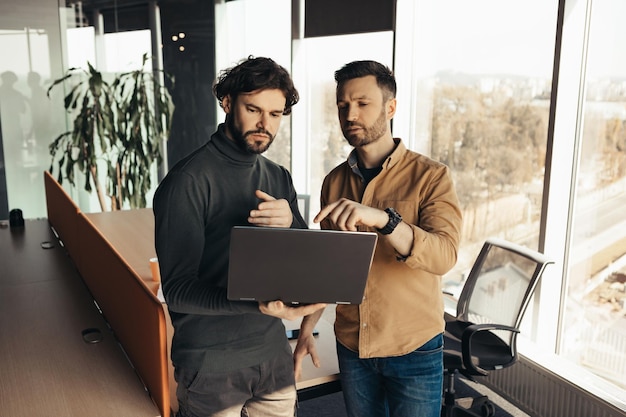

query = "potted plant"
[47,53,173,211]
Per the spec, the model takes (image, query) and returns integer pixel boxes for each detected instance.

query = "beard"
[226,115,276,154]
[342,108,388,148]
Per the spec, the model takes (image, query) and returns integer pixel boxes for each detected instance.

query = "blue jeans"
[337,333,443,417]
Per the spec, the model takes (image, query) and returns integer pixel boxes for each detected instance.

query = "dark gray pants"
[175,345,297,417]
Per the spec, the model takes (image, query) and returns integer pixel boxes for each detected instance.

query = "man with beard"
[301,60,462,417]
[153,56,326,417]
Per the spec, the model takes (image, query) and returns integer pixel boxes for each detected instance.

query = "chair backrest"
[456,238,553,342]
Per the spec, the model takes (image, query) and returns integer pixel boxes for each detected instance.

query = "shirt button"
[363,323,367,328]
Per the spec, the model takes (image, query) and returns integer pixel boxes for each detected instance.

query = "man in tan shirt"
[295,60,462,417]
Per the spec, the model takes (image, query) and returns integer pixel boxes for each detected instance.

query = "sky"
[424,0,626,79]
[586,0,626,78]
[426,0,558,77]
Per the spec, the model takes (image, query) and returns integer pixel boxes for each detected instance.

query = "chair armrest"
[461,323,520,376]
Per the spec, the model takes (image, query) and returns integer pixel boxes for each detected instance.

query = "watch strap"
[377,207,402,235]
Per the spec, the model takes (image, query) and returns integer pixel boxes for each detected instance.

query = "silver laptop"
[227,226,377,305]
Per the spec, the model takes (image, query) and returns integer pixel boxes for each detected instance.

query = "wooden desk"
[0,220,160,417]
[84,209,160,295]
[84,209,341,404]
[284,309,342,400]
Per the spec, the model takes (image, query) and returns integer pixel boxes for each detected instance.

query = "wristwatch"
[377,207,402,235]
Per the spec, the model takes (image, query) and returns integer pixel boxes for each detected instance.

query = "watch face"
[389,208,402,225]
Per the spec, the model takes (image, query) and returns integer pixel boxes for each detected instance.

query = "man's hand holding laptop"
[258,300,326,321]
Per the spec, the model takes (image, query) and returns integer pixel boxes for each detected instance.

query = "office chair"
[441,238,553,417]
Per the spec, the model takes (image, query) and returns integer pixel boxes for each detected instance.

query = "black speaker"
[9,208,24,228]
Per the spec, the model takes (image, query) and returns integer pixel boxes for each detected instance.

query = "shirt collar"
[348,138,406,178]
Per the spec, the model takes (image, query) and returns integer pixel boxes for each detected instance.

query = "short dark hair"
[213,56,299,115]
[334,60,396,101]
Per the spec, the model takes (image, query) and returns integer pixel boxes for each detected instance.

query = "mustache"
[244,128,272,137]
[345,121,365,129]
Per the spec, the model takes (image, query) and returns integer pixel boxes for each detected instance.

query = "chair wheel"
[480,401,496,417]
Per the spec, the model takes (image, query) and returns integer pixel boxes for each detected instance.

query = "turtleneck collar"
[210,123,258,165]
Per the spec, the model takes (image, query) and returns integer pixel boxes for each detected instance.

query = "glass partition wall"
[0,1,158,215]
[0,2,65,219]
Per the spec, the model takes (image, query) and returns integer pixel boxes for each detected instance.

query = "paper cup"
[149,257,161,282]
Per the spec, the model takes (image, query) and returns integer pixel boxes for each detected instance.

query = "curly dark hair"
[334,60,396,101]
[212,56,299,115]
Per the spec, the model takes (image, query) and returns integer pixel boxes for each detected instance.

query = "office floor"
[297,377,530,417]
[300,307,530,417]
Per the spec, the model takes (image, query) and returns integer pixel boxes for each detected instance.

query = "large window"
[395,0,557,296]
[214,0,292,169]
[561,0,626,391]
[291,32,394,225]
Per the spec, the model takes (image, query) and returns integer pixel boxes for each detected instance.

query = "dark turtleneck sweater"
[153,123,307,372]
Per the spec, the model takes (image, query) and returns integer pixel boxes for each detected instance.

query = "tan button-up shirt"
[320,139,462,358]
